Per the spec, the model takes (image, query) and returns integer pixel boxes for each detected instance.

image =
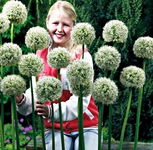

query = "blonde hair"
[46,0,77,23]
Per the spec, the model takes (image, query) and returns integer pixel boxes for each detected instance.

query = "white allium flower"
[18,53,43,77]
[25,26,51,51]
[0,43,22,66]
[120,66,145,88]
[71,22,96,45]
[0,13,10,33]
[47,47,71,69]
[2,0,27,24]
[36,76,62,103]
[67,60,94,85]
[102,20,128,43]
[95,45,121,70]
[133,36,153,59]
[69,79,92,97]
[1,74,26,96]
[92,77,118,104]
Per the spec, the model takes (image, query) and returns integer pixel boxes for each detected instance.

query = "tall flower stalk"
[0,43,22,150]
[67,60,94,150]
[132,36,153,150]
[71,22,95,150]
[24,26,51,149]
[95,45,121,150]
[0,13,10,149]
[1,75,26,150]
[47,47,71,150]
[0,75,4,150]
[36,76,62,150]
[92,77,118,150]
[18,53,43,150]
[118,66,145,150]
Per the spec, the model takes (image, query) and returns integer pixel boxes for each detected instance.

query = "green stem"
[73,0,75,6]
[133,60,146,150]
[39,0,43,4]
[58,98,65,150]
[82,44,85,59]
[40,116,46,150]
[78,86,85,150]
[30,77,37,150]
[11,98,16,150]
[0,97,4,150]
[51,104,55,150]
[12,97,20,150]
[98,103,104,150]
[0,33,2,45]
[28,0,32,12]
[0,66,4,150]
[11,23,14,43]
[36,0,40,24]
[118,88,132,150]
[108,104,112,150]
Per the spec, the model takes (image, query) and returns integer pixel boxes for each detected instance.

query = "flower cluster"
[18,53,43,77]
[71,22,96,45]
[92,77,118,104]
[2,0,27,24]
[0,43,22,66]
[36,76,62,103]
[133,36,153,59]
[67,60,94,84]
[69,80,93,97]
[47,47,71,69]
[0,13,10,33]
[25,26,51,51]
[0,75,26,96]
[95,45,121,70]
[120,66,145,88]
[102,20,128,43]
[67,60,94,96]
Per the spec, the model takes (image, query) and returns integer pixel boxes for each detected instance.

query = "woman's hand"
[36,101,49,118]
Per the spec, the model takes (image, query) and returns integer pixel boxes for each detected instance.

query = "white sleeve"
[53,52,94,121]
[17,76,37,116]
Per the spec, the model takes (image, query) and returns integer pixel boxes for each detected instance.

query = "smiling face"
[47,9,74,48]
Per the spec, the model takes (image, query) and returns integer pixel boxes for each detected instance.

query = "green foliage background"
[0,0,153,142]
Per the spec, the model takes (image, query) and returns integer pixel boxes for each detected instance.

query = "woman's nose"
[57,24,63,32]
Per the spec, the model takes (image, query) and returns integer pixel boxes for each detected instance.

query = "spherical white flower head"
[0,13,10,33]
[0,43,22,66]
[71,22,96,45]
[18,53,43,77]
[67,60,94,85]
[120,66,145,88]
[92,77,118,104]
[36,76,62,103]
[102,20,128,43]
[69,79,92,97]
[133,36,153,59]
[47,47,71,69]
[2,0,27,24]
[1,74,26,96]
[25,26,51,51]
[95,45,121,70]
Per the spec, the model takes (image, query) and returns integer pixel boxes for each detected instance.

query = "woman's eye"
[52,22,58,25]
[63,23,69,26]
